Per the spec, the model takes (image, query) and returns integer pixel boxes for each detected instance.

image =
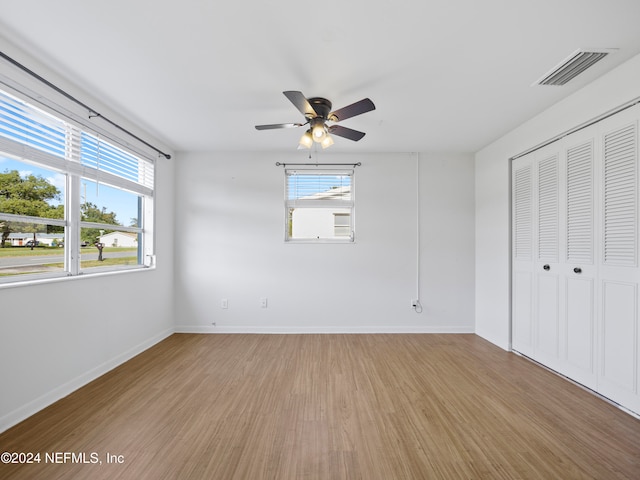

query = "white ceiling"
[1,0,640,154]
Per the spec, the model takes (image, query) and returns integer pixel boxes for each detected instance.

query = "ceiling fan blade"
[329,98,375,122]
[328,125,366,142]
[255,123,304,130]
[283,91,318,117]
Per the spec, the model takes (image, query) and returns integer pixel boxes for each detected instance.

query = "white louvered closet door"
[596,106,640,414]
[512,103,640,415]
[513,137,596,382]
[512,141,563,370]
[561,131,597,389]
[533,146,562,372]
[512,155,535,357]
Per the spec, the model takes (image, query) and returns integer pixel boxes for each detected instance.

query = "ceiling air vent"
[535,49,615,86]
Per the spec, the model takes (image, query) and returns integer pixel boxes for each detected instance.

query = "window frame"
[284,168,355,244]
[0,85,156,285]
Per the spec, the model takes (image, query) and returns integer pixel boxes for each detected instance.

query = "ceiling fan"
[255,91,375,149]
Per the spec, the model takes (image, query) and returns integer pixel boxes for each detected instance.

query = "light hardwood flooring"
[1,334,639,479]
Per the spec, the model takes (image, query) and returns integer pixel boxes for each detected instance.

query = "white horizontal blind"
[286,170,352,206]
[566,141,594,263]
[0,89,153,195]
[81,132,154,191]
[603,123,637,265]
[0,89,66,161]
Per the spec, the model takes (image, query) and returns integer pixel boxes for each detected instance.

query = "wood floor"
[1,334,639,479]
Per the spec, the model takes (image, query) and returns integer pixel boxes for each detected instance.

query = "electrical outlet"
[411,299,418,308]
[221,298,228,309]
[260,297,268,308]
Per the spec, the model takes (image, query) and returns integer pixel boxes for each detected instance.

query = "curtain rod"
[0,50,172,160]
[275,162,361,167]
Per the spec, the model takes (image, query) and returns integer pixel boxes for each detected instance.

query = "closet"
[512,103,640,415]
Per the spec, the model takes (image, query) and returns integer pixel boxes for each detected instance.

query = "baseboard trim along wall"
[174,325,475,334]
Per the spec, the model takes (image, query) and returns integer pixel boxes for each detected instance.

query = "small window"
[285,169,354,242]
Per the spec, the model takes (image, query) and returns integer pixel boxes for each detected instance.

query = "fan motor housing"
[307,97,332,119]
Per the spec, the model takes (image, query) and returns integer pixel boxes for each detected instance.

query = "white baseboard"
[175,325,475,334]
[0,327,174,434]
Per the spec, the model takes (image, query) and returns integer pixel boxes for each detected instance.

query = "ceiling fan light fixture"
[255,91,376,149]
[309,117,327,142]
[321,134,334,149]
[298,130,313,149]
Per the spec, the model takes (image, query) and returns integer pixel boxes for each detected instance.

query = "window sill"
[0,265,156,290]
[285,239,355,244]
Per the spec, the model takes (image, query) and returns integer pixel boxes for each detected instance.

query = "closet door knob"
[543,264,550,271]
[573,267,582,274]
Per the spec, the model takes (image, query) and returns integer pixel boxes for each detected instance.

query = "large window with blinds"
[285,169,354,242]
[0,88,155,282]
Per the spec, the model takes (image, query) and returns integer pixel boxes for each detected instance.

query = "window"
[0,88,155,283]
[334,213,351,236]
[285,169,354,242]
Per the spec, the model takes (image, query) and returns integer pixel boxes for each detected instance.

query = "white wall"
[475,53,640,350]
[175,151,475,333]
[0,38,176,432]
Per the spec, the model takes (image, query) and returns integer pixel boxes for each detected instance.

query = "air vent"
[535,49,615,86]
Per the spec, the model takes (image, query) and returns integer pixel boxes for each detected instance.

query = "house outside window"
[333,213,351,237]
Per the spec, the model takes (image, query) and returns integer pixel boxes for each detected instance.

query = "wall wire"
[414,152,423,313]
